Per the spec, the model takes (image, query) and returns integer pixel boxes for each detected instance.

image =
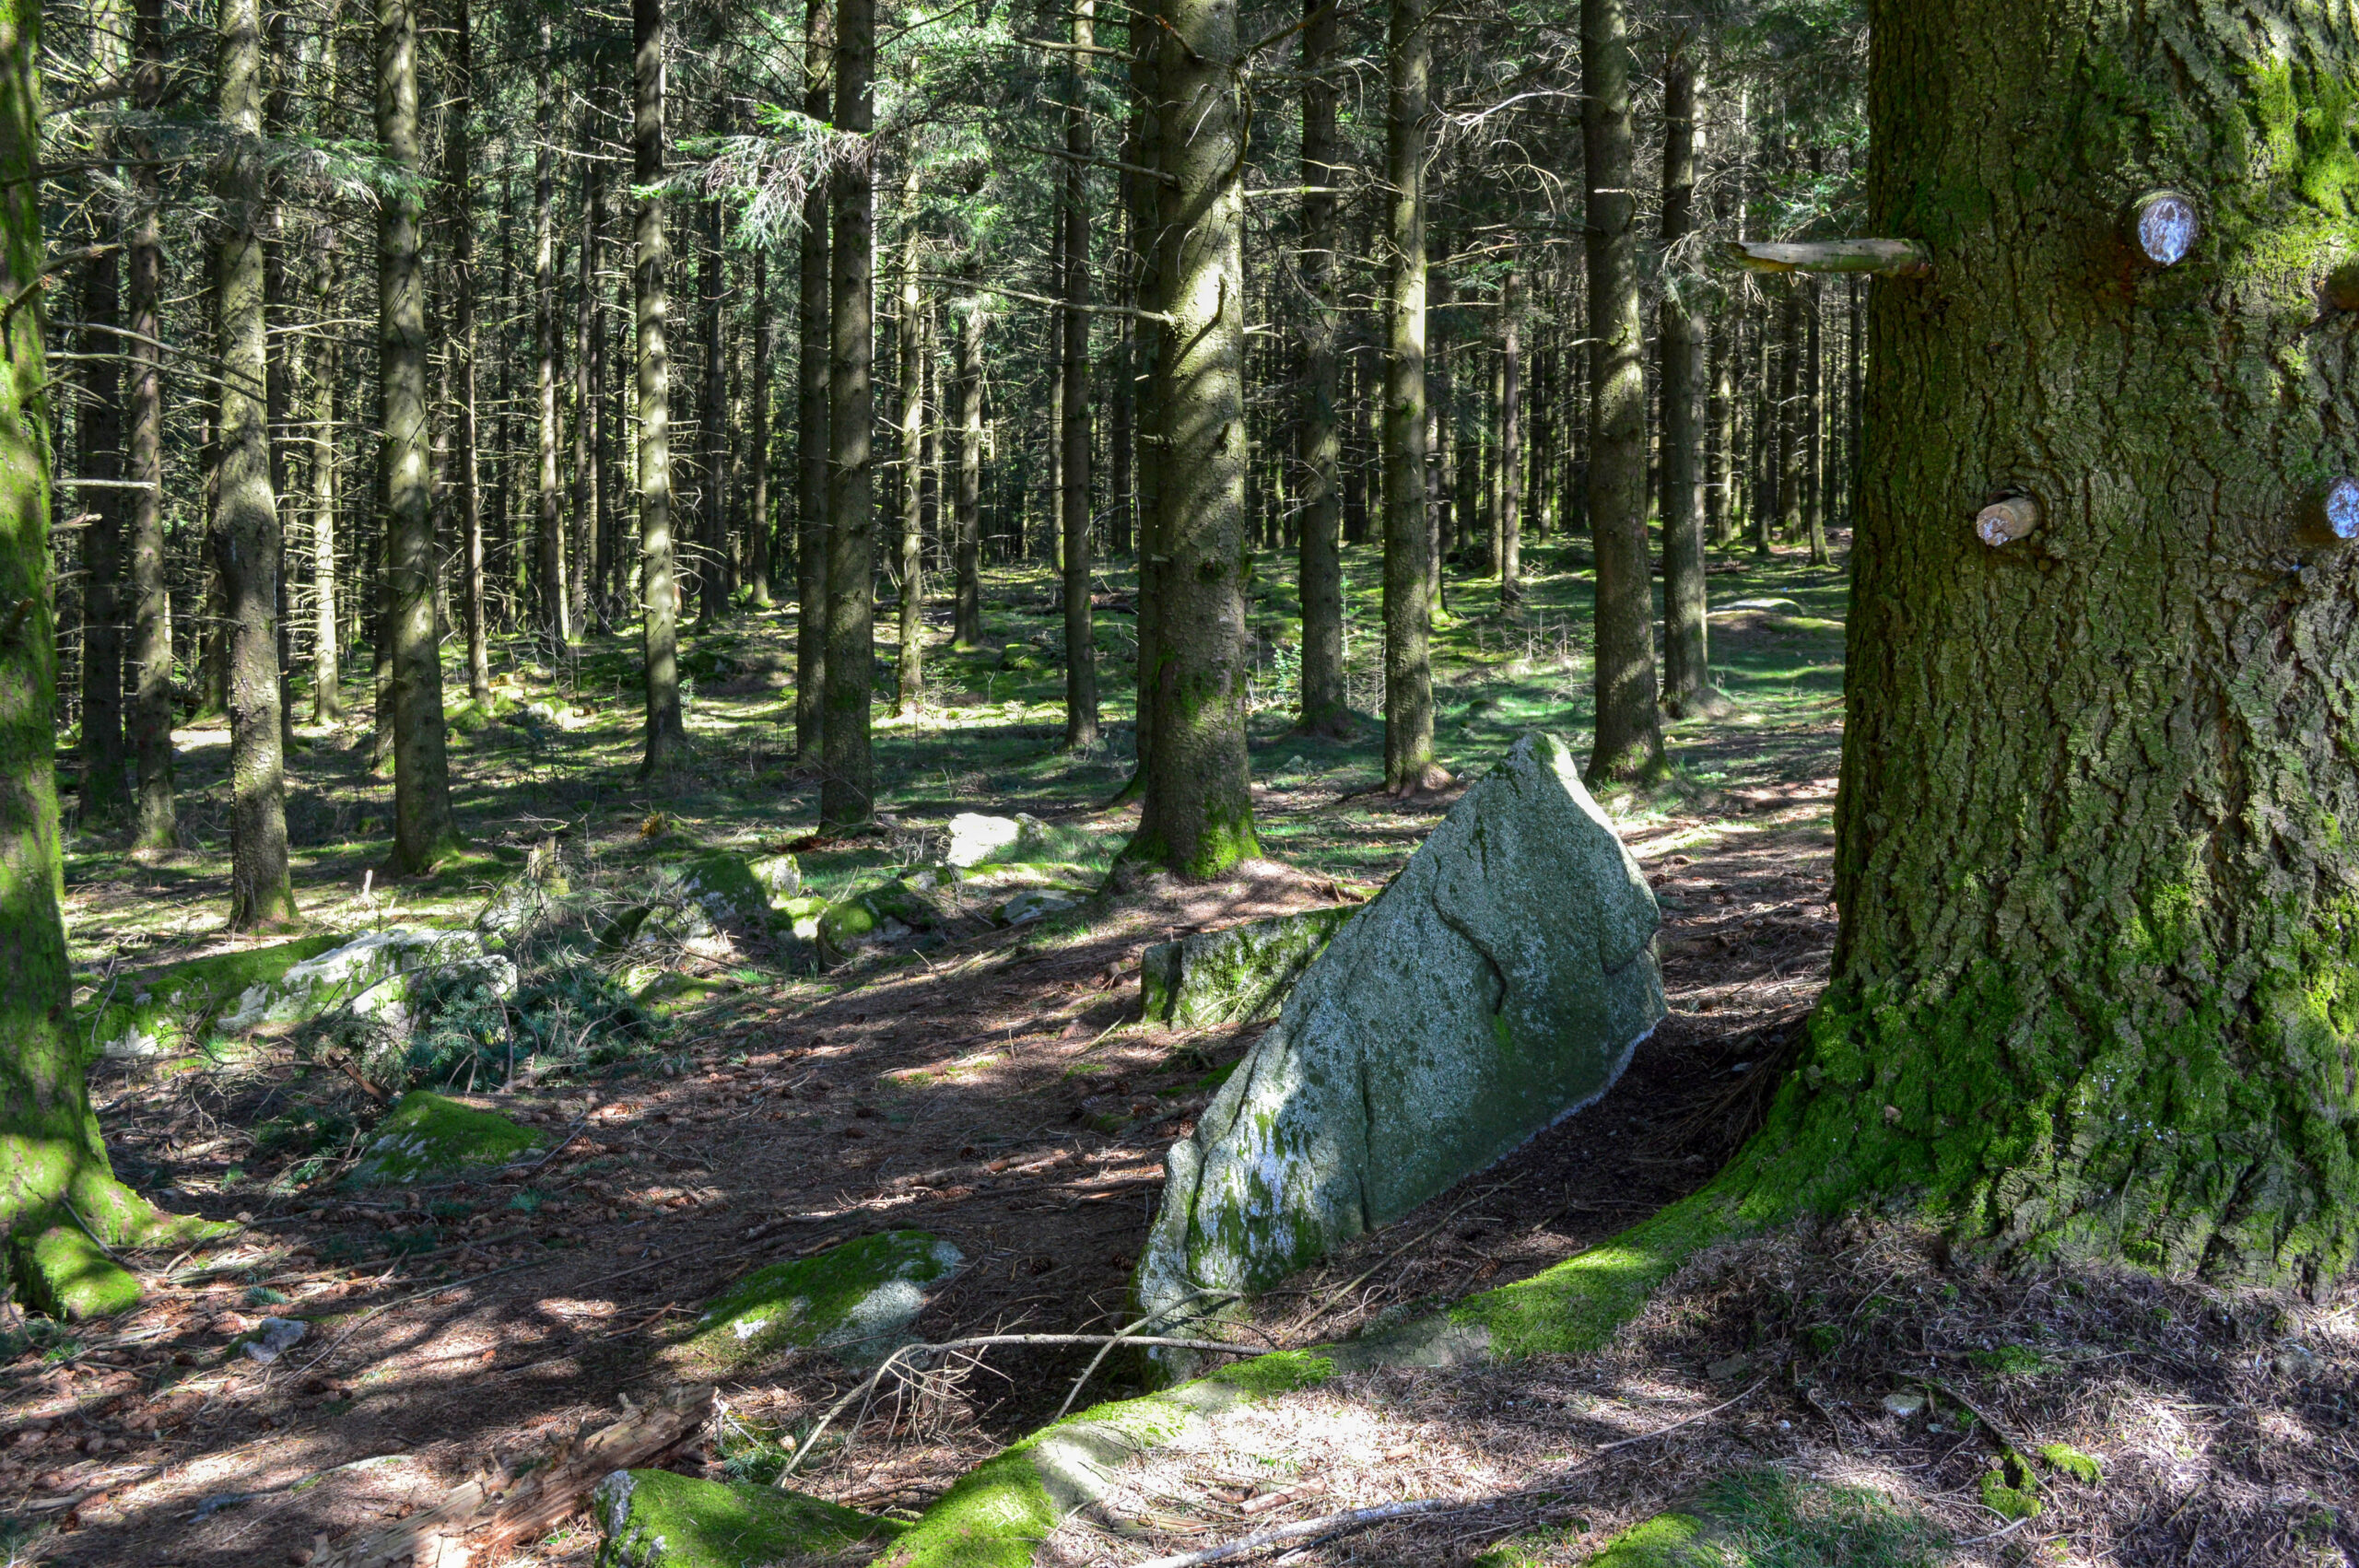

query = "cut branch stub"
[2296,477,2359,546]
[1975,496,2042,547]
[2127,191,2199,267]
[1722,240,1932,279]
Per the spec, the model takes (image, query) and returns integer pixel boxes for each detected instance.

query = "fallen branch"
[311,1382,713,1568]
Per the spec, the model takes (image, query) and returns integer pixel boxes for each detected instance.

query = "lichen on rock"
[1139,903,1361,1029]
[220,927,517,1036]
[79,934,346,1059]
[676,1231,965,1371]
[1135,731,1664,1351]
[593,1468,903,1568]
[346,1091,544,1186]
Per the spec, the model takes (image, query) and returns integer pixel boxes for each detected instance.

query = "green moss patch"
[79,934,345,1060]
[1588,1513,1712,1568]
[1452,1186,1735,1358]
[9,1223,140,1320]
[1207,1349,1333,1397]
[677,849,778,932]
[677,1231,965,1371]
[593,1469,902,1568]
[346,1092,543,1186]
[2038,1442,2102,1485]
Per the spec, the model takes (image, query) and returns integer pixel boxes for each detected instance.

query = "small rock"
[945,813,1025,867]
[1706,1353,1754,1383]
[998,889,1077,926]
[241,1316,308,1364]
[675,1231,966,1372]
[348,1092,546,1186]
[1881,1391,1927,1418]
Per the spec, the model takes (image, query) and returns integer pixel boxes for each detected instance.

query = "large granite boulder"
[1140,904,1361,1030]
[1135,731,1663,1331]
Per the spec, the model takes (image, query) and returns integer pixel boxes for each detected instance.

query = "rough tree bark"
[635,0,687,772]
[1658,38,1711,715]
[445,0,486,705]
[819,0,876,829]
[794,0,830,759]
[895,181,924,718]
[1121,0,1260,874]
[951,293,983,650]
[1381,0,1442,795]
[573,111,601,629]
[378,0,459,871]
[1061,0,1097,751]
[534,18,569,649]
[216,0,295,927]
[76,249,127,824]
[698,188,727,628]
[746,249,771,608]
[125,0,172,853]
[309,230,342,720]
[1293,0,1349,738]
[1580,0,1664,783]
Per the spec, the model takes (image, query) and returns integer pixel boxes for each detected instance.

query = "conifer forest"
[0,0,2355,1562]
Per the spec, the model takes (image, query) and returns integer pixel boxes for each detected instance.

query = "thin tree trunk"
[953,293,983,649]
[1124,0,1260,873]
[1777,278,1804,547]
[793,0,831,760]
[1805,273,1828,565]
[217,0,294,926]
[126,0,174,852]
[746,249,772,608]
[440,0,485,705]
[1581,0,1664,783]
[1044,202,1065,572]
[1659,40,1709,714]
[574,111,600,629]
[310,231,343,720]
[1121,19,1163,802]
[635,0,687,771]
[1499,263,1522,606]
[380,0,459,869]
[1382,0,1440,796]
[1294,0,1347,738]
[895,173,924,718]
[1061,0,1098,750]
[698,190,727,626]
[534,20,569,649]
[76,247,128,823]
[820,0,876,829]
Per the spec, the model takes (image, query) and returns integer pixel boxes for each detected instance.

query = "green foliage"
[1693,1469,1949,1566]
[399,954,665,1091]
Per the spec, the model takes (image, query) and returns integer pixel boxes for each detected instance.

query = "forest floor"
[12,537,2354,1568]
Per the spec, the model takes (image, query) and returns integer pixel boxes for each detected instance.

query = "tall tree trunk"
[1122,0,1259,875]
[1425,248,1449,619]
[698,191,727,626]
[1499,263,1523,606]
[1044,203,1065,572]
[1732,0,2359,1285]
[534,20,570,650]
[820,0,876,829]
[1293,0,1347,738]
[0,0,202,1254]
[1061,0,1098,751]
[217,0,294,926]
[445,0,486,703]
[126,0,173,852]
[1580,0,1664,783]
[310,231,343,720]
[635,0,687,771]
[952,294,983,649]
[379,0,459,870]
[1777,278,1804,547]
[895,179,924,718]
[1381,0,1440,795]
[746,249,772,608]
[573,114,600,629]
[76,248,128,823]
[1658,39,1709,715]
[795,0,831,760]
[1805,274,1829,565]
[1121,18,1164,803]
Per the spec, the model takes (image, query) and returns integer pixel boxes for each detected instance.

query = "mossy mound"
[79,934,346,1060]
[747,852,802,902]
[676,1231,965,1371]
[346,1092,544,1186]
[676,849,777,932]
[817,880,946,962]
[9,1223,141,1320]
[593,1469,903,1568]
[1570,1471,1949,1567]
[1139,903,1359,1029]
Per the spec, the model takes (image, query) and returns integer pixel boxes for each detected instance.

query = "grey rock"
[1135,732,1663,1341]
[1882,1391,1927,1418]
[1140,904,1360,1030]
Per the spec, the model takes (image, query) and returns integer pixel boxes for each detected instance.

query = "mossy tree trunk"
[216,0,295,928]
[819,0,876,830]
[794,0,830,758]
[1763,1,2359,1283]
[1121,0,1260,875]
[634,0,687,773]
[0,0,204,1255]
[377,0,460,872]
[1380,0,1441,796]
[1580,0,1664,784]
[1293,0,1349,740]
[1658,39,1709,715]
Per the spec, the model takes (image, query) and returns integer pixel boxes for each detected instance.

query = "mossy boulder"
[1139,903,1360,1029]
[220,927,515,1034]
[593,1469,903,1568]
[79,934,345,1059]
[346,1091,544,1186]
[676,1231,964,1371]
[676,850,777,933]
[817,880,947,963]
[746,852,802,902]
[9,1223,141,1320]
[1137,731,1664,1348]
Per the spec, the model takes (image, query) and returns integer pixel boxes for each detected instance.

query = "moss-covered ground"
[22,537,2347,1567]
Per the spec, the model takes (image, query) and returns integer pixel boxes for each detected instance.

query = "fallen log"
[311,1382,714,1568]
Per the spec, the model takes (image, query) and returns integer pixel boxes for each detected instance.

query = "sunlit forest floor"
[20,536,2354,1568]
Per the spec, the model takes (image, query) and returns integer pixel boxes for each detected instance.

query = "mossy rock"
[747,852,802,903]
[79,934,346,1060]
[346,1092,544,1186]
[817,880,946,962]
[1139,903,1360,1029]
[676,850,777,933]
[9,1223,140,1320]
[676,1231,965,1371]
[593,1469,903,1568]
